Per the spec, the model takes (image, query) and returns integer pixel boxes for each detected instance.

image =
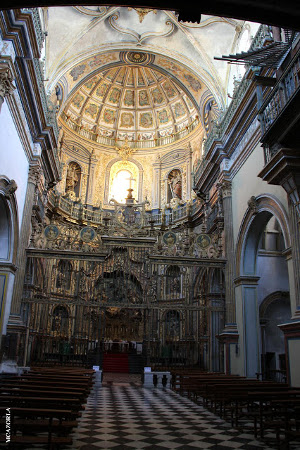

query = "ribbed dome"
[63,64,199,142]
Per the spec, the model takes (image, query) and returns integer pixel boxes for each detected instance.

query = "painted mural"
[139,90,150,106]
[96,83,109,98]
[85,103,99,119]
[158,109,170,124]
[173,102,186,118]
[72,93,84,109]
[124,90,135,106]
[163,82,176,98]
[103,109,116,124]
[152,88,164,105]
[120,112,134,128]
[109,88,121,104]
[140,112,153,128]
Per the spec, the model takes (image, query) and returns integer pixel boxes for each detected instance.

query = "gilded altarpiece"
[20,195,225,371]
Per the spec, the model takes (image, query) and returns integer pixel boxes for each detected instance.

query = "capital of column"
[0,62,15,107]
[28,164,42,185]
[219,179,232,199]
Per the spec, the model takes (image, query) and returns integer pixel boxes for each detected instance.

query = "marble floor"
[70,373,288,450]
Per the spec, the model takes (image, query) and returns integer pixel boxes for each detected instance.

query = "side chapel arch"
[236,194,291,277]
[235,194,292,378]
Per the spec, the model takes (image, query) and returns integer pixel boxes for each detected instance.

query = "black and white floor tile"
[70,373,295,450]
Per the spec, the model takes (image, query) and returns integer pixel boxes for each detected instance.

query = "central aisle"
[72,374,275,449]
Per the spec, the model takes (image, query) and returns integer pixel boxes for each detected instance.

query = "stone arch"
[236,194,290,277]
[235,194,291,378]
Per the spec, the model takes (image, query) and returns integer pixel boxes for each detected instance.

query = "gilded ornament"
[128,7,157,23]
[115,137,137,161]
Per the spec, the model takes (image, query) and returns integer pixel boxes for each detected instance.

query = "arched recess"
[0,177,19,338]
[65,161,82,199]
[235,194,292,378]
[236,194,291,277]
[259,291,290,381]
[104,158,143,205]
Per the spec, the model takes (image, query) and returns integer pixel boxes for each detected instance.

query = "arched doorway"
[235,195,291,378]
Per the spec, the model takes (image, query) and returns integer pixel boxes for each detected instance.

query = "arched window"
[0,195,10,260]
[110,169,134,203]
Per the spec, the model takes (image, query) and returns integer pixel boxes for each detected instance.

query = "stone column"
[220,180,236,325]
[234,275,260,378]
[0,63,15,112]
[288,199,300,316]
[9,163,42,318]
[186,143,193,200]
[152,155,162,209]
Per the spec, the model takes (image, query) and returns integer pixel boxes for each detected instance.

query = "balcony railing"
[48,191,201,228]
[259,47,300,163]
[60,112,200,149]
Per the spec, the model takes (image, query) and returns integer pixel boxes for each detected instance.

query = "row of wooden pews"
[0,366,95,449]
[171,370,300,449]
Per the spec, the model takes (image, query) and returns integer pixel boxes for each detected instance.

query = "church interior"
[1,2,300,449]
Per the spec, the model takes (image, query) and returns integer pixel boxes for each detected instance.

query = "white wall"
[232,144,289,248]
[0,101,29,230]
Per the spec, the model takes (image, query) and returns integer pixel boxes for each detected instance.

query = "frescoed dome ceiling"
[63,60,199,141]
[44,6,260,149]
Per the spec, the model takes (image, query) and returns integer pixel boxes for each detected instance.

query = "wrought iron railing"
[259,46,300,162]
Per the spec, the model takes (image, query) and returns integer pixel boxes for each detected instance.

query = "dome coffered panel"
[62,54,202,142]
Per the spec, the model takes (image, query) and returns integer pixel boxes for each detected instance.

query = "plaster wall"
[231,143,288,249]
[288,339,300,387]
[0,101,29,229]
[256,254,289,305]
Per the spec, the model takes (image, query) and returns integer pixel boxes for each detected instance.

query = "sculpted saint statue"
[66,163,79,193]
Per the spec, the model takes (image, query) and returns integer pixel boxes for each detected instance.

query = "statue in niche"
[167,169,182,201]
[65,162,80,198]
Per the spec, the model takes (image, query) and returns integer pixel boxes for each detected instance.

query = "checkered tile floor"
[70,374,287,450]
